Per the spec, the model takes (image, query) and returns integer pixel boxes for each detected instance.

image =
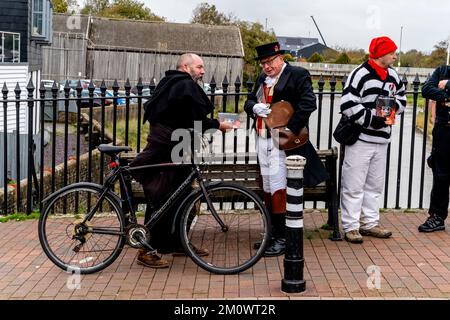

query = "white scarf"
[264,63,287,87]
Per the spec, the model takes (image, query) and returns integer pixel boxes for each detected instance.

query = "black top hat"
[254,41,285,60]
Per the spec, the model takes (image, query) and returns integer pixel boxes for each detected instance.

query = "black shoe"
[263,238,285,257]
[253,237,273,250]
[418,214,445,232]
[253,242,261,250]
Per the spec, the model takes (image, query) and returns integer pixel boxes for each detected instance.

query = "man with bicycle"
[130,53,232,268]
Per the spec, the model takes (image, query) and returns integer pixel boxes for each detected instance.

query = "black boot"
[254,192,273,250]
[263,213,286,257]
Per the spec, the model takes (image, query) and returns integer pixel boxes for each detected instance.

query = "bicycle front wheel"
[38,183,126,274]
[179,183,270,274]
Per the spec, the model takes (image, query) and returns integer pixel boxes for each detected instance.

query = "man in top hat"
[339,36,406,243]
[244,42,329,257]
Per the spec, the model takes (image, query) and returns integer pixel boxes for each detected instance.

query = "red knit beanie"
[369,36,398,59]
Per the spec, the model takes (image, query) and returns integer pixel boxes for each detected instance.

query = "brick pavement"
[1,210,450,300]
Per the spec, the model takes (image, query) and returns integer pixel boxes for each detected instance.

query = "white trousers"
[340,139,388,232]
[256,137,287,194]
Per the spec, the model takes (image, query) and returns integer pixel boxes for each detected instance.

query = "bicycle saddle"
[98,144,132,155]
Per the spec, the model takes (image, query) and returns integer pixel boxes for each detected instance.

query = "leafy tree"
[234,20,276,83]
[190,3,276,83]
[399,49,425,67]
[283,53,296,62]
[308,52,324,63]
[80,0,110,15]
[334,52,351,64]
[423,40,448,68]
[80,0,165,21]
[53,0,68,13]
[103,0,164,21]
[345,49,367,64]
[360,53,369,63]
[53,0,77,13]
[191,3,233,25]
[322,48,339,62]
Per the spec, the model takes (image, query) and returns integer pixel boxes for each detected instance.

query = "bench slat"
[122,147,337,206]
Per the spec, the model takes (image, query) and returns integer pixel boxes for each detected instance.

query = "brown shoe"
[136,249,169,268]
[344,230,364,243]
[172,245,209,257]
[359,225,392,238]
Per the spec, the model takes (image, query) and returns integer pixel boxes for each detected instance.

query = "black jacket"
[244,62,329,187]
[244,62,316,135]
[422,65,450,124]
[143,70,219,131]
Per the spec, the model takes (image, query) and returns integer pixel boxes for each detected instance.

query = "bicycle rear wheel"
[179,183,270,274]
[38,183,126,274]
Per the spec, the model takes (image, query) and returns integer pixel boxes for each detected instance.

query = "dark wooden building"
[43,14,244,87]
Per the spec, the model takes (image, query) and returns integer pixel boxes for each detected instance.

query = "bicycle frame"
[79,159,227,237]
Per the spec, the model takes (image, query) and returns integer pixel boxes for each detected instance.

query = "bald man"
[131,53,232,268]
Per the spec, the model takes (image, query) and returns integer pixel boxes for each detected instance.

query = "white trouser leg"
[360,143,388,230]
[340,140,375,233]
[256,137,287,194]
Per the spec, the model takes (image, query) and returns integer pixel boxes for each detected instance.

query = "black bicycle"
[38,134,271,275]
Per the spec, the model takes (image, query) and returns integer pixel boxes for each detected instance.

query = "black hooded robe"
[130,70,219,251]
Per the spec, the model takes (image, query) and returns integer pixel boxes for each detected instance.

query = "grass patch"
[312,79,335,91]
[105,118,148,151]
[321,223,331,230]
[416,109,433,137]
[0,211,40,223]
[211,96,246,117]
[406,94,425,109]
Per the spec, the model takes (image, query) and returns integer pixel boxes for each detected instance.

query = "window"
[0,31,20,63]
[31,0,52,43]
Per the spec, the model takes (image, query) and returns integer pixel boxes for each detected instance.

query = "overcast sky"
[141,0,449,53]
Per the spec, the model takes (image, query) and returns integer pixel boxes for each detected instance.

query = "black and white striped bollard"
[281,155,306,293]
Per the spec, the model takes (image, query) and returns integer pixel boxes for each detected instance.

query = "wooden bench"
[119,147,342,241]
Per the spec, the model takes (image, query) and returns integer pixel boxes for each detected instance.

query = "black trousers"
[130,124,191,251]
[429,125,450,220]
[145,186,191,251]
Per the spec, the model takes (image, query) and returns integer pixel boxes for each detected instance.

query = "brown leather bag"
[264,100,309,150]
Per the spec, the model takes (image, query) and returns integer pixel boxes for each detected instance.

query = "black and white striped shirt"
[340,61,407,144]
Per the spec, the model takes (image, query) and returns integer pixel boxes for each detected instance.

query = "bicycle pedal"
[73,243,82,253]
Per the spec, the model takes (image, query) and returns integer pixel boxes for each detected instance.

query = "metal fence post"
[282,155,306,293]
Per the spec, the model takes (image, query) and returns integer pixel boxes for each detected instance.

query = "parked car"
[203,83,223,94]
[80,88,126,107]
[101,89,126,105]
[130,85,150,95]
[67,79,93,90]
[130,86,151,102]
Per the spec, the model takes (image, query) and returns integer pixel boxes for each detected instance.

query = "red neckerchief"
[368,59,388,80]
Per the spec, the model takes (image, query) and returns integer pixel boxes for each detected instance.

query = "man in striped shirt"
[339,36,407,243]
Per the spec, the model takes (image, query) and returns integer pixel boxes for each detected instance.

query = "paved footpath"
[1,210,450,300]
